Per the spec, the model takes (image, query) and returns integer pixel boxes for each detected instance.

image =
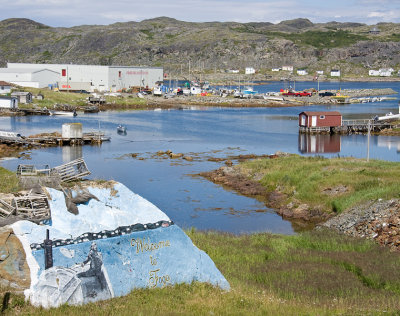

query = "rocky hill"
[1,17,400,77]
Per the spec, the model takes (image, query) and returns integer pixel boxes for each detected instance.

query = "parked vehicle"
[281,90,311,97]
[319,91,335,97]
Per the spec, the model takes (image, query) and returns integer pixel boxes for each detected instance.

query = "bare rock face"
[0,17,399,75]
[0,226,30,289]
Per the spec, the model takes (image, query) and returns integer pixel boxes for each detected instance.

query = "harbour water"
[1,81,399,234]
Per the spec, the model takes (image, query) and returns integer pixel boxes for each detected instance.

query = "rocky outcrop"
[2,182,229,308]
[1,17,400,74]
[321,199,400,251]
[0,226,30,290]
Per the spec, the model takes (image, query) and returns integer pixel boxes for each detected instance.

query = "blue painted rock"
[10,181,229,308]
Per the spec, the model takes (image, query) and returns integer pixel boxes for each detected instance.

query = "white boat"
[190,86,202,95]
[0,130,23,141]
[49,110,77,117]
[153,86,163,96]
[117,125,127,133]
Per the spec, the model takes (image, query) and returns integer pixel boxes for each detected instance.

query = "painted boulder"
[11,182,229,308]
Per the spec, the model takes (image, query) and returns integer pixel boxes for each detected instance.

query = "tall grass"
[18,88,147,109]
[0,167,19,193]
[240,155,400,213]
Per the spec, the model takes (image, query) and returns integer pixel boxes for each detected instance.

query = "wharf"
[28,132,110,145]
[300,119,393,134]
[0,132,110,146]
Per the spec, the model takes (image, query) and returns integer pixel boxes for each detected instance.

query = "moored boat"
[117,125,127,134]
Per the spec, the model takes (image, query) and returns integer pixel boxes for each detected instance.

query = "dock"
[28,132,110,146]
[0,129,110,147]
[300,119,393,134]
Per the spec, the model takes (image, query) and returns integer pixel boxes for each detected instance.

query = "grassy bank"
[237,155,400,214]
[0,166,19,193]
[16,87,147,109]
[3,230,400,315]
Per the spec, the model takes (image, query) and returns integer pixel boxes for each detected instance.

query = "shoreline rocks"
[320,199,400,252]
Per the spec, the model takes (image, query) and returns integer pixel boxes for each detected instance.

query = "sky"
[0,0,399,27]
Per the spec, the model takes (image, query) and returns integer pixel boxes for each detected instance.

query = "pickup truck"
[281,91,312,97]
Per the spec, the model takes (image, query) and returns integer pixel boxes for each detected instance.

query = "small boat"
[49,110,77,117]
[117,125,127,134]
[242,86,258,95]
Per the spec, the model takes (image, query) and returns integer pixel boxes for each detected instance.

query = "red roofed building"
[299,111,342,133]
[0,81,11,95]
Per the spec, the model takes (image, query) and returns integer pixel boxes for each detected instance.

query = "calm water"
[1,81,400,234]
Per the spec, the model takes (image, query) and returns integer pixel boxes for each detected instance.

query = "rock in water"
[9,182,229,308]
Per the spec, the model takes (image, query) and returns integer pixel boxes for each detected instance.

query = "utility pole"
[367,120,371,162]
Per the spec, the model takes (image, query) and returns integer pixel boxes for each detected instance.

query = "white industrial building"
[0,68,59,88]
[6,63,164,92]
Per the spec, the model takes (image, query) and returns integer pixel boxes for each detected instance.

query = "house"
[369,70,380,76]
[271,68,281,72]
[11,91,32,104]
[35,93,44,100]
[299,111,342,129]
[316,70,324,75]
[226,69,239,74]
[379,68,393,77]
[0,96,18,109]
[245,67,255,75]
[330,69,341,77]
[369,27,380,35]
[297,69,308,76]
[0,81,12,95]
[282,65,293,72]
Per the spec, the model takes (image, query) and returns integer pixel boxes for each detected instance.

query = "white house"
[330,69,341,77]
[226,69,239,74]
[271,68,281,72]
[0,97,18,109]
[316,70,324,75]
[379,68,393,77]
[245,67,256,75]
[297,69,308,76]
[0,81,12,95]
[369,70,380,76]
[282,65,293,72]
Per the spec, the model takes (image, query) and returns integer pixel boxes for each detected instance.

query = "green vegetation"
[0,167,19,193]
[2,230,399,315]
[239,155,400,213]
[139,29,154,39]
[385,33,400,42]
[16,87,147,109]
[234,27,368,49]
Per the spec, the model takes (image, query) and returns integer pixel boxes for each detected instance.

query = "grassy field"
[15,87,148,109]
[2,229,399,315]
[0,166,19,193]
[1,157,400,314]
[238,155,400,214]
